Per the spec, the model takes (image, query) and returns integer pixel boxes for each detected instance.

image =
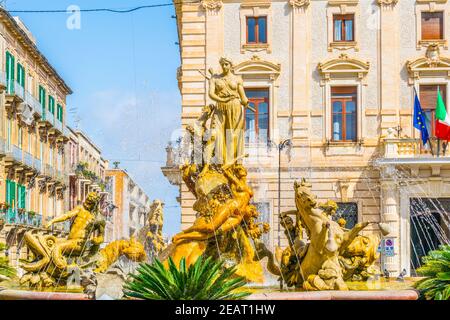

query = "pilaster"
[290,1,311,145]
[380,173,401,274]
[379,0,400,136]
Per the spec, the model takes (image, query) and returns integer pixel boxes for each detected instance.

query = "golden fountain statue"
[276,179,389,290]
[94,236,147,273]
[160,58,270,283]
[20,192,105,288]
[136,199,166,260]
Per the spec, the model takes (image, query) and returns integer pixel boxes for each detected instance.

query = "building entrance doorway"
[410,198,450,274]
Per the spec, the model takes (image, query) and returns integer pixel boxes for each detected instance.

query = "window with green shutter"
[17,185,26,209]
[39,86,46,114]
[17,63,25,89]
[49,95,55,114]
[57,104,63,122]
[6,51,15,94]
[6,180,16,209]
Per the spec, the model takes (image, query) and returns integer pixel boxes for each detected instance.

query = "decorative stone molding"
[406,43,450,84]
[318,53,370,85]
[233,55,281,80]
[201,0,222,14]
[416,0,447,3]
[318,54,368,145]
[48,183,56,198]
[289,0,310,8]
[38,178,50,194]
[377,0,399,6]
[239,1,272,54]
[326,0,360,52]
[233,55,281,144]
[338,179,351,202]
[56,186,66,200]
[415,1,448,49]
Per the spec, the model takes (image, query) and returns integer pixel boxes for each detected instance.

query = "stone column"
[378,0,400,136]
[380,168,401,274]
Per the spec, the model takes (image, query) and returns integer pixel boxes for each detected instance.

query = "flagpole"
[437,86,441,158]
[428,138,435,156]
[414,86,434,155]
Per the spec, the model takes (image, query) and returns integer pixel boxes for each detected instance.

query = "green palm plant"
[0,242,16,280]
[123,256,251,300]
[415,245,450,300]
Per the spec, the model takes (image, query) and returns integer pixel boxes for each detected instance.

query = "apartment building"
[0,9,72,266]
[66,126,115,243]
[164,0,450,275]
[106,168,152,241]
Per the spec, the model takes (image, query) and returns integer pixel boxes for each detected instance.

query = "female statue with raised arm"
[209,57,249,166]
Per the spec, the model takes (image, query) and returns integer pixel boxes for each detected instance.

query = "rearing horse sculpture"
[281,179,371,291]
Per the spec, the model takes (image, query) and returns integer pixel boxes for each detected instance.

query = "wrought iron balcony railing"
[34,158,42,173]
[1,209,43,228]
[6,144,23,162]
[24,90,42,117]
[0,137,6,155]
[23,151,33,168]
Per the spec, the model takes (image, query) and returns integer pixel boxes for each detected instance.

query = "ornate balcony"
[1,209,43,228]
[376,130,450,176]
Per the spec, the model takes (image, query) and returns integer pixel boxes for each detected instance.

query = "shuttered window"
[57,104,63,122]
[6,180,16,209]
[5,51,15,94]
[17,63,25,89]
[422,12,444,40]
[39,86,46,114]
[48,95,55,114]
[17,185,26,209]
[420,85,447,136]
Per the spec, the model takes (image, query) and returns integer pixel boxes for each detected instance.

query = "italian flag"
[435,88,450,140]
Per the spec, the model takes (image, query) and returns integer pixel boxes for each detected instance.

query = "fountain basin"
[248,290,419,300]
[0,289,90,300]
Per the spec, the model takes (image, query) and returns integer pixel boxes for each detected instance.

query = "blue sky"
[5,0,182,236]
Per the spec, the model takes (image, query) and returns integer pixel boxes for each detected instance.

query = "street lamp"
[268,138,292,247]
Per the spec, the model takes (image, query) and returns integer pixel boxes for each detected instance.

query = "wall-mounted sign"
[378,239,395,257]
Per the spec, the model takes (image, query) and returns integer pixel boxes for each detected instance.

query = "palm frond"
[123,257,251,300]
[415,245,450,300]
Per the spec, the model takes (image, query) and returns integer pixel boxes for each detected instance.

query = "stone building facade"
[66,127,115,243]
[106,168,152,241]
[164,0,450,276]
[0,10,72,267]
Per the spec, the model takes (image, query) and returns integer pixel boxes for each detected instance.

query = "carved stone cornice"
[56,186,66,200]
[289,0,310,8]
[318,53,370,85]
[38,122,48,143]
[377,0,399,6]
[38,177,50,194]
[201,0,222,13]
[406,43,450,84]
[27,172,39,189]
[48,183,56,198]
